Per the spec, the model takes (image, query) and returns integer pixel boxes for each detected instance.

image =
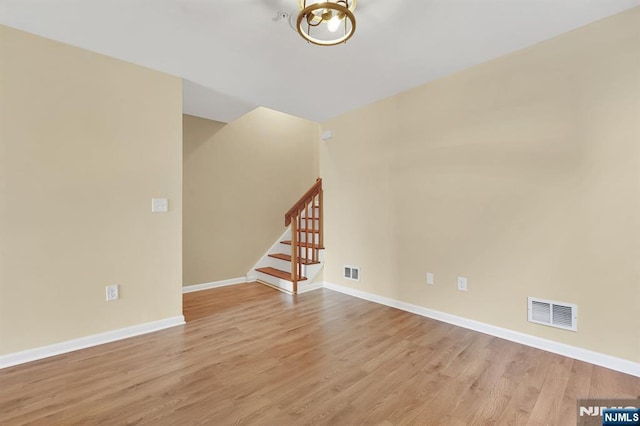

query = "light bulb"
[327,15,341,32]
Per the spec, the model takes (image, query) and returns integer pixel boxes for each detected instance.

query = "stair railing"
[284,178,323,294]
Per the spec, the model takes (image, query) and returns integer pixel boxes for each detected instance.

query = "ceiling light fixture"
[296,0,356,46]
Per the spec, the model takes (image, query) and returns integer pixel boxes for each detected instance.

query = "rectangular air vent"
[528,297,577,331]
[344,265,360,281]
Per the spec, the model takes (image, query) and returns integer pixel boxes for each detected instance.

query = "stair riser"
[268,257,308,275]
[255,272,294,293]
[274,242,293,253]
[256,271,320,294]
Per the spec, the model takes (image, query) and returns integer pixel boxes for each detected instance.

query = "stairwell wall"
[319,8,640,363]
[183,109,320,286]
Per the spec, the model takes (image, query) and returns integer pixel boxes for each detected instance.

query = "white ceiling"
[1,0,639,123]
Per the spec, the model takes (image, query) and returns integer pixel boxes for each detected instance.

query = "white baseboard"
[0,315,185,370]
[322,282,640,378]
[182,277,248,294]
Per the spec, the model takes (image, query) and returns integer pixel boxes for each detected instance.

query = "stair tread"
[281,241,325,249]
[296,228,320,233]
[256,267,307,281]
[269,253,320,265]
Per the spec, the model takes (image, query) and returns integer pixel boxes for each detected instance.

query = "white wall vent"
[344,265,360,281]
[528,297,577,331]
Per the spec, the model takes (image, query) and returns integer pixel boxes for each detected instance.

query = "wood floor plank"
[0,282,638,425]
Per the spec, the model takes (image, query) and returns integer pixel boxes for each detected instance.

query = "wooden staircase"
[252,178,324,294]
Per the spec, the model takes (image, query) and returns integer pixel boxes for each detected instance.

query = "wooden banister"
[285,178,323,226]
[285,178,323,293]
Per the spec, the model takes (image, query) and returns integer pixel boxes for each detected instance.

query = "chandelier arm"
[305,14,324,27]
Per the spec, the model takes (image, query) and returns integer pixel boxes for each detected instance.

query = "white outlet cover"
[426,272,434,285]
[457,276,468,291]
[151,198,168,213]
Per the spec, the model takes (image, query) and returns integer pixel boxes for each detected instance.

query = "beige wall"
[320,8,640,362]
[0,26,183,355]
[183,110,319,286]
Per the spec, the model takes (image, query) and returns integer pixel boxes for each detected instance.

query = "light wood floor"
[1,283,638,425]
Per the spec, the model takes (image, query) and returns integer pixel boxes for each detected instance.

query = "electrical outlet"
[457,276,468,292]
[426,272,434,285]
[151,198,168,213]
[106,284,119,301]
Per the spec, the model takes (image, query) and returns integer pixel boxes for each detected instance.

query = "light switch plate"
[426,272,434,285]
[457,276,468,292]
[151,198,168,213]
